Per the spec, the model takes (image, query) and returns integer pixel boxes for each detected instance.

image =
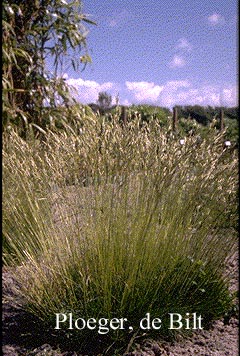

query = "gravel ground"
[2,251,238,356]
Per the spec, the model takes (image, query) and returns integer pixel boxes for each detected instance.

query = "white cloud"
[107,9,131,27]
[62,73,69,79]
[65,76,237,109]
[207,13,225,25]
[121,98,131,106]
[125,80,237,108]
[125,81,164,102]
[176,86,220,106]
[222,86,238,106]
[157,80,191,107]
[175,38,192,52]
[165,80,191,90]
[109,19,117,27]
[169,55,186,68]
[159,83,237,108]
[66,78,115,103]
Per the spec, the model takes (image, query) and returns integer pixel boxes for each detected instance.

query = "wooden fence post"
[173,107,178,132]
[220,108,224,131]
[121,106,127,126]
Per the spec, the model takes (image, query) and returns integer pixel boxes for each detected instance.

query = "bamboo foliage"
[2,0,95,135]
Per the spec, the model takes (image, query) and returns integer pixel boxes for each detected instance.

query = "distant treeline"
[88,103,238,125]
[175,105,238,126]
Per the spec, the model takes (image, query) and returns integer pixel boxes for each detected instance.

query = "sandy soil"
[2,251,238,356]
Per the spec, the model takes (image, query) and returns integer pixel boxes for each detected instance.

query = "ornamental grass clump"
[2,118,238,355]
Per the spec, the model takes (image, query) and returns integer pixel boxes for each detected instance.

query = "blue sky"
[62,0,237,108]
